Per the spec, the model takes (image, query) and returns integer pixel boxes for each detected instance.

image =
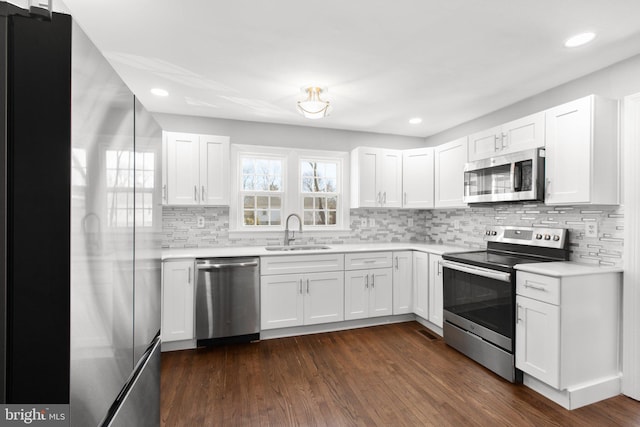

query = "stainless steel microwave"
[463,148,545,204]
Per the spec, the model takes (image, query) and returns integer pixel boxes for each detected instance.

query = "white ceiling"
[58,0,640,137]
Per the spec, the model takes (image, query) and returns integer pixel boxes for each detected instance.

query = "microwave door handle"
[513,162,522,192]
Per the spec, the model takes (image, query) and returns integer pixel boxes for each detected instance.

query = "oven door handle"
[440,260,511,283]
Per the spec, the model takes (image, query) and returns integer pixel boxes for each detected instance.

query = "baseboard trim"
[524,373,622,409]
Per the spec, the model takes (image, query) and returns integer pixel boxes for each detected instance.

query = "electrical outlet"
[360,218,367,227]
[585,222,598,238]
[408,218,414,227]
[369,218,376,227]
[197,216,205,228]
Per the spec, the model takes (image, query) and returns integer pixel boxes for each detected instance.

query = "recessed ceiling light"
[564,32,596,48]
[409,117,423,124]
[150,88,169,97]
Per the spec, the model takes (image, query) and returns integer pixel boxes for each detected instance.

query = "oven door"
[441,260,514,351]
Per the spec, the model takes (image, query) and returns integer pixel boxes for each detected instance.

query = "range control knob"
[535,234,543,240]
[491,231,498,236]
[553,235,560,241]
[485,230,491,236]
[544,234,551,240]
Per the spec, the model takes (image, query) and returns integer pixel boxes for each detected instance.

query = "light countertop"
[162,242,471,261]
[514,261,623,277]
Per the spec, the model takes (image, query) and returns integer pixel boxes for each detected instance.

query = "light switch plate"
[585,222,598,238]
[197,216,205,228]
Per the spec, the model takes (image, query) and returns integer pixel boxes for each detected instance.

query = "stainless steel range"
[441,225,569,383]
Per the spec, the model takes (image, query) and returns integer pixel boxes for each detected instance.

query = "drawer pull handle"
[524,282,547,291]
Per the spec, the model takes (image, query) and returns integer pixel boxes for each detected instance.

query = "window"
[240,156,283,226]
[231,145,348,232]
[105,150,155,228]
[301,160,338,226]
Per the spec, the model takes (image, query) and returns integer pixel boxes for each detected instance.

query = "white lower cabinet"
[428,254,444,328]
[260,254,345,330]
[344,268,393,320]
[392,251,413,314]
[515,269,622,409]
[161,259,195,342]
[412,251,429,319]
[261,271,344,330]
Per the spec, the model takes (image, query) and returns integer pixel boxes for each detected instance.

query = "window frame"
[230,144,349,234]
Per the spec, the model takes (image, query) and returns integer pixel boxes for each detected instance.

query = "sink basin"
[264,245,331,251]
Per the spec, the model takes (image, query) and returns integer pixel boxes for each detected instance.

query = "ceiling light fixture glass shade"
[564,32,596,48]
[297,86,331,119]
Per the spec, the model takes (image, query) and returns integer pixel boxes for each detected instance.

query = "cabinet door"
[379,149,402,207]
[428,254,444,328]
[434,137,468,208]
[515,296,560,388]
[304,272,344,325]
[392,251,413,314]
[545,97,592,205]
[468,126,501,161]
[344,270,369,320]
[369,268,393,317]
[413,252,429,319]
[161,260,194,342]
[402,148,434,208]
[351,148,379,208]
[261,274,304,330]
[166,132,200,205]
[501,112,545,155]
[199,135,230,205]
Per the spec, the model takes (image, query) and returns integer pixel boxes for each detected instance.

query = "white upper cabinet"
[351,147,402,208]
[544,95,618,205]
[402,147,434,208]
[468,112,545,161]
[434,137,468,208]
[164,131,230,206]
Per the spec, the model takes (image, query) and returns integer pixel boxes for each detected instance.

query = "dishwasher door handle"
[197,261,259,269]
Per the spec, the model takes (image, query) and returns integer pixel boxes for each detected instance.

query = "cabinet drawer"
[261,254,345,276]
[516,271,560,305]
[344,252,392,270]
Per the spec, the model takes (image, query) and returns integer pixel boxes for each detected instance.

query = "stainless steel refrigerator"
[0,3,162,425]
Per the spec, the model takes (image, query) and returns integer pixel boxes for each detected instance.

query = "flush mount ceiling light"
[564,32,596,48]
[150,88,169,97]
[297,86,331,119]
[409,117,423,124]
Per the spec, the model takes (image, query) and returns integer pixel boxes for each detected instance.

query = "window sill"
[228,227,351,239]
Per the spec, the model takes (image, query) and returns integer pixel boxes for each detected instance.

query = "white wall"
[425,53,640,146]
[153,114,425,152]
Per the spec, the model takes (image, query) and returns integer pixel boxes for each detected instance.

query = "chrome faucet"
[284,213,302,246]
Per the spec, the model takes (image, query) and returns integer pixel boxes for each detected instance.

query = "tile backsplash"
[163,204,624,266]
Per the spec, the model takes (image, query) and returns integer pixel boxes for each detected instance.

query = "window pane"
[106,151,117,169]
[257,210,269,225]
[256,159,269,174]
[302,178,313,192]
[315,211,326,225]
[144,171,154,189]
[269,160,281,176]
[244,196,255,208]
[303,197,314,209]
[244,210,255,225]
[270,210,281,226]
[269,176,282,191]
[327,196,337,209]
[326,179,337,192]
[144,152,154,169]
[242,159,255,175]
[106,170,117,188]
[302,162,313,177]
[328,211,337,225]
[304,211,314,226]
[271,196,281,208]
[143,193,152,207]
[325,163,337,178]
[256,196,269,209]
[242,175,254,190]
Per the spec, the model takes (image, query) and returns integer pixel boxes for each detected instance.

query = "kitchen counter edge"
[162,243,470,261]
[514,261,623,277]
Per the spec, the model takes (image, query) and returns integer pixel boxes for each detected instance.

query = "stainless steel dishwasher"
[195,257,260,346]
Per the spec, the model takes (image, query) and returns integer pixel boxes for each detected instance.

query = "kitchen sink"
[264,245,331,251]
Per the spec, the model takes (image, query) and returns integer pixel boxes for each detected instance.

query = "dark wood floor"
[161,322,640,426]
